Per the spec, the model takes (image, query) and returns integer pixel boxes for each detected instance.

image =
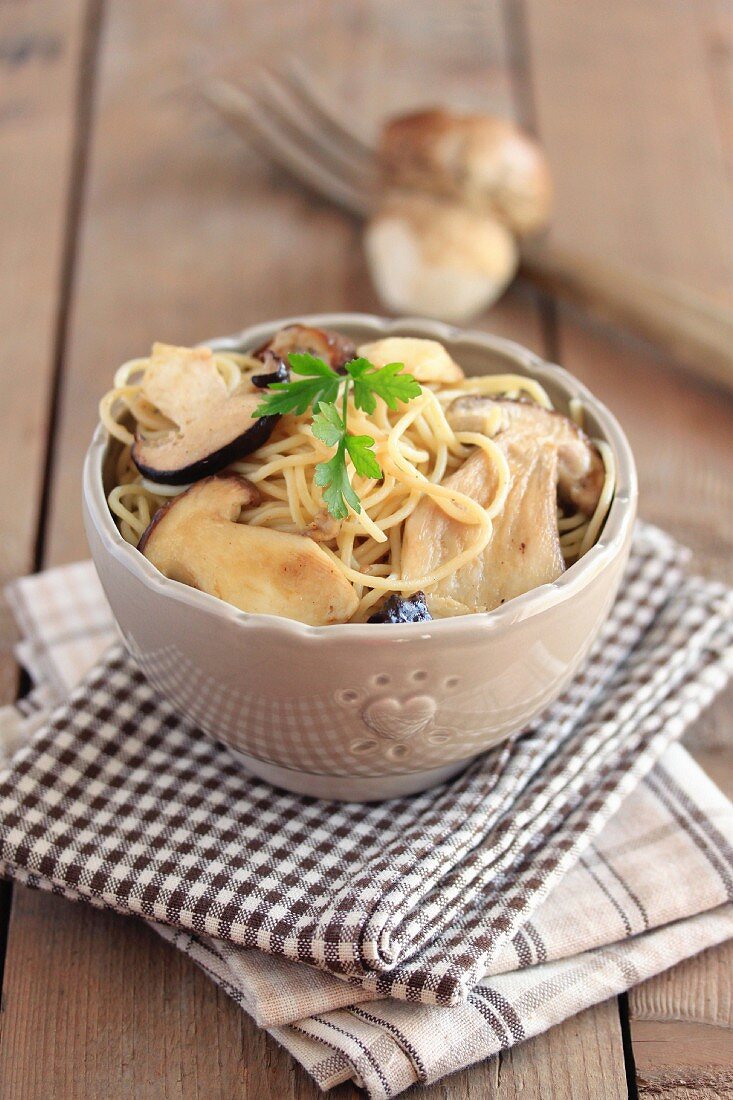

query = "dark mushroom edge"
[252,323,356,371]
[251,359,289,388]
[132,408,278,486]
[131,324,355,487]
[368,591,433,624]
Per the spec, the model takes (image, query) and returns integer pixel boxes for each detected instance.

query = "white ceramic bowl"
[83,314,637,800]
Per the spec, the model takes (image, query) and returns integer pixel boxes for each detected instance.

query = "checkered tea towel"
[1,523,733,1096]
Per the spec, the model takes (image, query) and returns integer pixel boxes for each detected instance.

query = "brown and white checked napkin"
[1,521,732,1097]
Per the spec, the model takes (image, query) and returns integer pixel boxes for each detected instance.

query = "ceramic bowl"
[83,313,637,800]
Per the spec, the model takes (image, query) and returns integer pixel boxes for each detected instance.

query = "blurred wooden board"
[0,0,94,1044]
[525,0,733,308]
[699,0,733,178]
[0,1,731,1097]
[0,0,92,699]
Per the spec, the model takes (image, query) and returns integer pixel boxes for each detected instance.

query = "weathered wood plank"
[0,0,92,700]
[699,0,733,180]
[630,940,733,1031]
[497,1000,627,1100]
[524,0,733,307]
[0,0,95,1080]
[552,310,733,1100]
[633,1019,733,1100]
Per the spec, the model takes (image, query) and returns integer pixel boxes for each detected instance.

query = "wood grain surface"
[0,2,731,1097]
[525,0,733,307]
[0,0,91,699]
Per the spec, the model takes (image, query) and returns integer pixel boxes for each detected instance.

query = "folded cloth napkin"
[1,522,732,1097]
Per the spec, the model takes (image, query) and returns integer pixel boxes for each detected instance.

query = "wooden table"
[1,2,732,1096]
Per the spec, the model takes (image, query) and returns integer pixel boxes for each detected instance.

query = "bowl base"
[226,748,471,802]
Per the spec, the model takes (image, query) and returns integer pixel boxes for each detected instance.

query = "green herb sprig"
[254,353,422,519]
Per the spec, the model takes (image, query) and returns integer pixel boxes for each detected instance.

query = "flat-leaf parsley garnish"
[254,353,421,520]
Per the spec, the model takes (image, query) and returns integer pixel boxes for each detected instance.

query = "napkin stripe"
[646,770,733,894]
[658,764,733,867]
[593,847,649,928]
[349,1008,429,1080]
[309,1016,393,1094]
[524,921,546,962]
[580,857,633,936]
[511,929,533,966]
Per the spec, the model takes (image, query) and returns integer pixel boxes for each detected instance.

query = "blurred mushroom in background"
[365,109,552,322]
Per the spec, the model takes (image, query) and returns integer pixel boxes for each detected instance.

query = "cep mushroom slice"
[131,343,277,485]
[138,475,359,626]
[402,444,564,614]
[254,323,357,371]
[356,337,464,385]
[402,399,605,614]
[447,396,605,516]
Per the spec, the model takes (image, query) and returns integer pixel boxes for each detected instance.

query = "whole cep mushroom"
[365,108,552,323]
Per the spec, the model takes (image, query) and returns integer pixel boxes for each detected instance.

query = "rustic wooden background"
[1,1,732,1097]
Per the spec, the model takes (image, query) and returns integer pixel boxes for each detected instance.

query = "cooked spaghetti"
[100,328,615,624]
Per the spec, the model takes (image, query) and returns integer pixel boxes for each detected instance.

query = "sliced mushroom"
[356,336,464,385]
[367,591,432,624]
[447,396,605,515]
[251,355,289,389]
[131,343,277,485]
[139,475,359,626]
[402,399,605,614]
[254,323,356,371]
[140,343,227,424]
[301,510,340,544]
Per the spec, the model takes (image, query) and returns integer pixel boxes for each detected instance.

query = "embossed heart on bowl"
[362,695,436,741]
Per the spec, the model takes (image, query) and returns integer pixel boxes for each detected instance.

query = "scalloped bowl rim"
[83,312,638,644]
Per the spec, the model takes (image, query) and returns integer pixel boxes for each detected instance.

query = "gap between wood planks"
[0,0,105,1001]
[32,0,104,574]
[502,2,638,1095]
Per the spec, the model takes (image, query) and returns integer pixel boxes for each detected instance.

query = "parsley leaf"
[311,403,345,447]
[254,352,343,416]
[345,357,422,413]
[253,349,421,518]
[313,404,381,515]
[362,361,423,410]
[345,433,382,479]
[287,352,340,378]
[314,441,362,519]
[254,373,340,416]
